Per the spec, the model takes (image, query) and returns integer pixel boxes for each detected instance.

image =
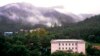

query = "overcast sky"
[0,0,100,14]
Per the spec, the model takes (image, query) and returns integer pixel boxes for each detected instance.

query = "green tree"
[86,45,100,56]
[51,51,85,56]
[7,45,30,56]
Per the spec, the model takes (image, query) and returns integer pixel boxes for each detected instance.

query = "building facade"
[51,39,85,54]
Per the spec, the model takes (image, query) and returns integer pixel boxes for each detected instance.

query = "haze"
[0,0,100,14]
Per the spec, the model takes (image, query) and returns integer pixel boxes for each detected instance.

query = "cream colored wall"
[51,42,59,53]
[51,41,85,54]
[77,42,85,54]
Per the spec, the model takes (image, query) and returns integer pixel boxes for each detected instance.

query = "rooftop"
[51,39,85,43]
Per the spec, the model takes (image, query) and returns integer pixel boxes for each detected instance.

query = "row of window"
[59,43,77,46]
[59,47,77,50]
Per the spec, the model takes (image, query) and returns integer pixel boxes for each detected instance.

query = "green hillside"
[48,15,100,43]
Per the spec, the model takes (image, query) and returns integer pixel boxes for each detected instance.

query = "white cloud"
[0,0,100,14]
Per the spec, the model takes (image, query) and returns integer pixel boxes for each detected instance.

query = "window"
[59,47,61,50]
[62,43,64,46]
[69,43,70,46]
[72,47,74,49]
[69,47,70,49]
[62,47,64,50]
[72,43,74,46]
[66,47,67,50]
[75,47,77,49]
[75,43,77,46]
[66,43,67,45]
[59,43,60,46]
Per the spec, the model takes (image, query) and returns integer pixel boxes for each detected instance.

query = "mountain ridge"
[0,3,94,31]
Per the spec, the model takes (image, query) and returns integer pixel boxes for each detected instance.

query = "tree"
[0,35,7,56]
[86,45,100,56]
[51,51,68,56]
[7,45,30,56]
[51,51,85,56]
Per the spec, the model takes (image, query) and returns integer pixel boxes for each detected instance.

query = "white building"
[51,39,85,54]
[4,32,13,36]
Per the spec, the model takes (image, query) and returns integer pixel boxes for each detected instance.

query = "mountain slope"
[0,3,94,32]
[65,15,100,42]
[47,14,100,43]
[0,3,83,31]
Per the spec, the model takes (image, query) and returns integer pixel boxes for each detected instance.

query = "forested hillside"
[48,15,100,43]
